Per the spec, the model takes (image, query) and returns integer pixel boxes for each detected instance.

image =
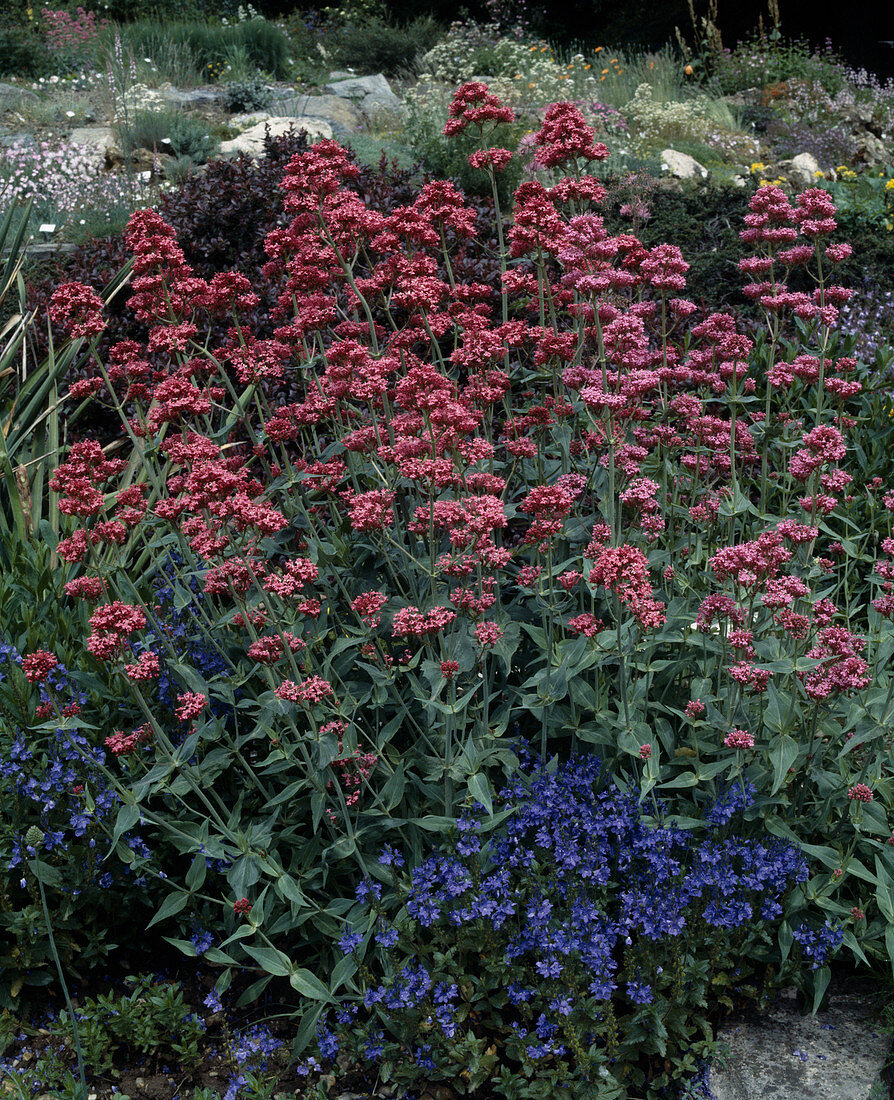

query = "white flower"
[66,110,75,118]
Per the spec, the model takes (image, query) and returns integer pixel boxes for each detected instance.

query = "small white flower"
[66,110,75,118]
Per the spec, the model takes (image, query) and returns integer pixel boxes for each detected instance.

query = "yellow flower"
[885,179,894,191]
[750,161,766,172]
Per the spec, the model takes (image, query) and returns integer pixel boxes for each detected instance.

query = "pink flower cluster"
[22,651,58,684]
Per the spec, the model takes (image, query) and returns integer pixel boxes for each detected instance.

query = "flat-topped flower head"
[533,102,609,168]
[443,82,514,136]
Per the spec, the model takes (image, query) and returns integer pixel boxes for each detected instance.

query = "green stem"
[38,875,88,1100]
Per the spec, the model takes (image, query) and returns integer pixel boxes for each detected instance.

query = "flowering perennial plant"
[40,82,894,1055]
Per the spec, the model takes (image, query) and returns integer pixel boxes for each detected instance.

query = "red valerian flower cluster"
[48,281,106,339]
[22,651,59,683]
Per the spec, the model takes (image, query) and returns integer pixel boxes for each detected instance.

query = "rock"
[229,110,277,128]
[0,132,37,149]
[272,92,364,132]
[68,125,116,150]
[722,88,763,108]
[660,149,709,180]
[219,116,332,156]
[161,86,228,109]
[709,977,890,1100]
[774,152,822,188]
[0,82,39,108]
[840,102,875,128]
[328,70,356,81]
[855,130,889,166]
[361,88,405,124]
[324,73,394,100]
[731,174,748,187]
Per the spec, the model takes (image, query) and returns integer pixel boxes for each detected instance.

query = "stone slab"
[709,979,890,1100]
[219,116,332,156]
[324,73,393,100]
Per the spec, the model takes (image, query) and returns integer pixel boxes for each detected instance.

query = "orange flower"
[685,64,694,75]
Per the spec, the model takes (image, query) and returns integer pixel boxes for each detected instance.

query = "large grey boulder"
[709,979,890,1100]
[361,88,405,124]
[660,148,709,180]
[68,126,116,149]
[219,116,332,157]
[0,132,37,149]
[272,93,364,132]
[0,83,39,108]
[774,152,822,188]
[855,130,889,167]
[324,73,393,100]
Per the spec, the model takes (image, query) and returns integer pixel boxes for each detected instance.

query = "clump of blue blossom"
[299,755,814,1099]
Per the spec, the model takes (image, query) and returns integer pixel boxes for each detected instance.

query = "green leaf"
[104,801,141,861]
[777,921,793,966]
[811,966,831,1015]
[289,967,333,1002]
[330,953,357,993]
[886,925,894,980]
[146,891,189,929]
[414,815,456,833]
[467,773,492,815]
[28,859,61,888]
[243,944,292,977]
[163,936,197,958]
[203,947,239,965]
[660,772,699,789]
[274,872,306,910]
[185,852,207,893]
[770,735,799,795]
[291,1004,325,1055]
[763,680,785,734]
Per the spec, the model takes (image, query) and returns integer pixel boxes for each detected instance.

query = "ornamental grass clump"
[34,81,894,1069]
[303,755,814,1098]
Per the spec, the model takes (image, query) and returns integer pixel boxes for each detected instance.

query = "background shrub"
[0,22,53,79]
[326,13,442,76]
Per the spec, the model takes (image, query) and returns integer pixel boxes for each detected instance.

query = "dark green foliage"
[708,35,849,97]
[0,22,53,78]
[604,180,751,313]
[326,14,442,76]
